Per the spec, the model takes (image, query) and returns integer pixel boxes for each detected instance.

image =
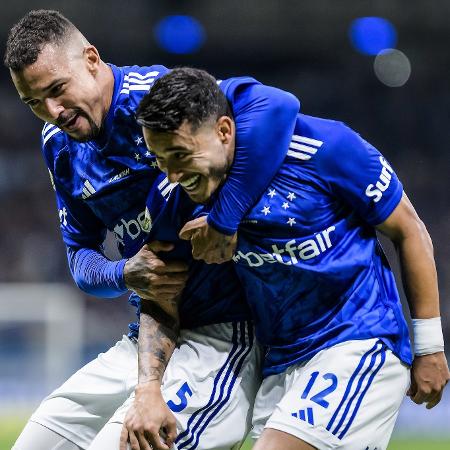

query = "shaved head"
[6,9,114,142]
[4,9,88,72]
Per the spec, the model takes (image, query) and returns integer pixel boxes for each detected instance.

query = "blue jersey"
[233,114,412,376]
[41,64,299,334]
[141,175,249,330]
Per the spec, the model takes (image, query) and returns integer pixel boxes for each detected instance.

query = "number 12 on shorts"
[301,371,338,409]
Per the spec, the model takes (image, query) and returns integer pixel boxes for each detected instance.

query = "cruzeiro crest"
[142,206,152,232]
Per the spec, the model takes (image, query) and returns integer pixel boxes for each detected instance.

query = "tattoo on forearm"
[138,305,180,384]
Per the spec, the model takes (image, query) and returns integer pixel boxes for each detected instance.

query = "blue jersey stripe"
[188,321,254,450]
[331,343,385,437]
[326,341,381,432]
[337,346,386,439]
[176,322,244,448]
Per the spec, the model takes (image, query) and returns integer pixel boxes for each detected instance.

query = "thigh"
[13,422,83,450]
[256,339,409,450]
[30,336,138,449]
[253,428,315,450]
[102,321,262,450]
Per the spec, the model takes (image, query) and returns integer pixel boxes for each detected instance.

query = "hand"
[179,216,237,264]
[124,241,188,302]
[120,383,177,450]
[408,352,450,409]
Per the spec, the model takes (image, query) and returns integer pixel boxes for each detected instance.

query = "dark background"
[0,0,448,358]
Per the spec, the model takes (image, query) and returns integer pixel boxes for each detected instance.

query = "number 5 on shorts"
[167,382,193,412]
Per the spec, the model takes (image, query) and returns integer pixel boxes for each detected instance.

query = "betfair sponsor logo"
[233,226,335,267]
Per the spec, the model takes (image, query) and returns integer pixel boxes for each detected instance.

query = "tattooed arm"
[138,304,179,383]
[120,302,180,450]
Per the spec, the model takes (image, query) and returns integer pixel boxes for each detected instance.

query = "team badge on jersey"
[143,206,152,232]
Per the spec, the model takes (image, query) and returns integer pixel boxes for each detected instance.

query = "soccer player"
[5,10,300,450]
[136,67,450,450]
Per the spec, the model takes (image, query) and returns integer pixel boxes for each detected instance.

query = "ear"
[84,45,101,75]
[216,116,234,144]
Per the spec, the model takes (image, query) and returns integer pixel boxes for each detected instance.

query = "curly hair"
[136,67,232,133]
[4,9,76,71]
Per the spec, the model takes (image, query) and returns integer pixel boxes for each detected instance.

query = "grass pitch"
[1,416,449,449]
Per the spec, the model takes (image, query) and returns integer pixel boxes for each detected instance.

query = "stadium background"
[0,0,449,448]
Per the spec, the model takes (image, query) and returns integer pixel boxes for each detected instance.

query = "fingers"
[150,273,189,285]
[161,261,189,273]
[426,391,443,409]
[179,216,207,240]
[163,416,178,448]
[406,377,417,398]
[146,258,188,275]
[120,426,130,450]
[137,431,153,450]
[146,241,174,254]
[410,382,445,408]
[409,353,450,409]
[128,430,143,450]
[144,428,171,450]
[146,258,188,274]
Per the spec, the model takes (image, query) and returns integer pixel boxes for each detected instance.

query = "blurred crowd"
[0,0,449,352]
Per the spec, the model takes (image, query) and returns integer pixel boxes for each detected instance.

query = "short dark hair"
[136,67,231,133]
[4,9,76,71]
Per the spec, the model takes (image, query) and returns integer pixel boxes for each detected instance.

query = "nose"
[44,98,64,121]
[167,167,184,184]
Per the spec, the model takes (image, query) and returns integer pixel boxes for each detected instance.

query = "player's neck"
[98,61,115,122]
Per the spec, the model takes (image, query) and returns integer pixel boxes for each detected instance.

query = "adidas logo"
[81,180,96,199]
[287,135,323,161]
[292,407,315,425]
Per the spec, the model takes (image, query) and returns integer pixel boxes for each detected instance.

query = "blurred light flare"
[373,49,411,87]
[350,17,397,55]
[155,15,205,54]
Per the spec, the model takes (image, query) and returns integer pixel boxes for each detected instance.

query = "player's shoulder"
[292,114,363,166]
[41,122,67,166]
[114,64,170,110]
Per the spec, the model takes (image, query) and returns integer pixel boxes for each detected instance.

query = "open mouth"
[60,114,80,131]
[179,174,201,192]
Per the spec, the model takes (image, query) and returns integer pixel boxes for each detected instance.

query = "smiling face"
[143,117,235,203]
[11,40,108,142]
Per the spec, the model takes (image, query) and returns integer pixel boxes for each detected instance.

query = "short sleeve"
[317,123,403,225]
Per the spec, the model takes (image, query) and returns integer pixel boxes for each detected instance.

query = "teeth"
[180,175,200,190]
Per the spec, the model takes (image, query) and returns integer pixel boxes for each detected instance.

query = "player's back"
[234,113,411,376]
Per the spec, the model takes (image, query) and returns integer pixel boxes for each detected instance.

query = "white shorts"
[251,339,410,450]
[30,321,261,450]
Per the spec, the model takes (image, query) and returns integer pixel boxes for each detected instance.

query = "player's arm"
[46,164,187,300]
[181,79,300,263]
[50,177,131,298]
[121,302,179,450]
[42,129,132,298]
[318,122,449,408]
[376,194,449,408]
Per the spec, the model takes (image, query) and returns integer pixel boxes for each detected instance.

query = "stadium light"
[349,17,397,56]
[155,15,205,54]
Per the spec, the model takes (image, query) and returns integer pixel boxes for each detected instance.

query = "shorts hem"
[29,418,90,449]
[265,417,341,450]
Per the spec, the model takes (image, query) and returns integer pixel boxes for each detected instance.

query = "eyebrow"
[165,146,190,152]
[21,79,65,103]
